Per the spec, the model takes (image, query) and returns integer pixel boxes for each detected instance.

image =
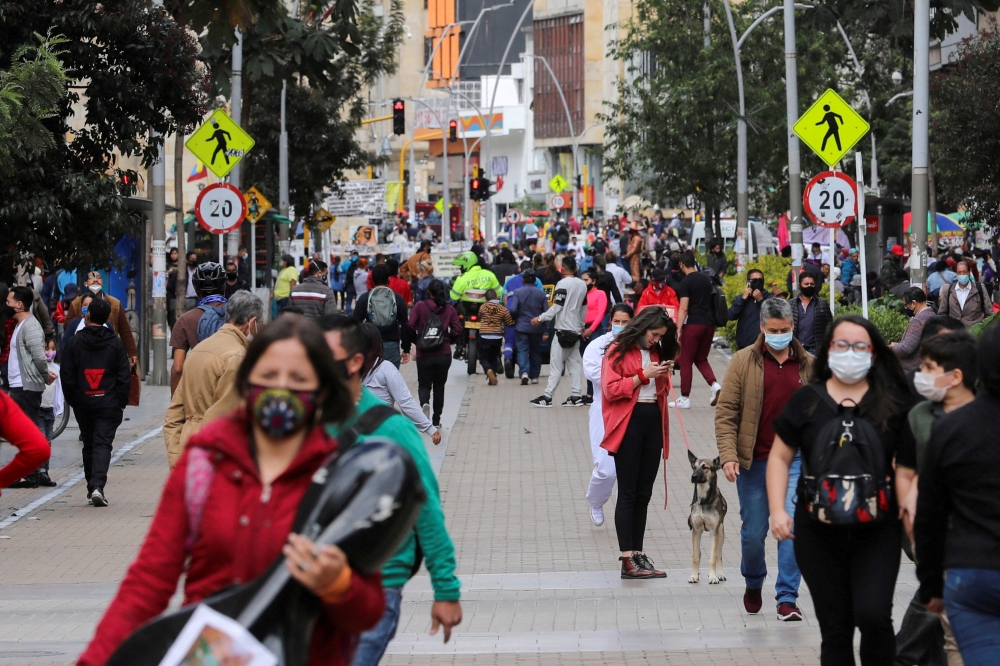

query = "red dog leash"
[665,382,693,509]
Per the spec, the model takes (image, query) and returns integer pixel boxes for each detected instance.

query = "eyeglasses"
[830,340,872,354]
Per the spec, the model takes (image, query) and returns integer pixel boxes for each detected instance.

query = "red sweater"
[600,343,671,456]
[78,413,384,666]
[0,391,50,492]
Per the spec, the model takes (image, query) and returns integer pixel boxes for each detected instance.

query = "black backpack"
[709,280,729,328]
[801,386,892,525]
[415,308,445,352]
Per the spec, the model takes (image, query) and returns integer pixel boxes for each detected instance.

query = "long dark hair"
[427,279,447,307]
[811,314,907,427]
[359,322,385,380]
[610,306,679,370]
[235,314,351,425]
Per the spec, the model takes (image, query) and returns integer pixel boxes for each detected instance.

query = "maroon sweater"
[754,349,803,460]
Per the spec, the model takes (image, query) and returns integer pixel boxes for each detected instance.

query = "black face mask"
[749,278,764,292]
[226,271,238,280]
[188,261,198,268]
[800,285,816,297]
[586,283,594,291]
[2,305,14,318]
[905,306,915,318]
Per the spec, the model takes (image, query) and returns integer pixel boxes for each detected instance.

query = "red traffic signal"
[448,119,458,143]
[469,177,481,200]
[392,98,405,135]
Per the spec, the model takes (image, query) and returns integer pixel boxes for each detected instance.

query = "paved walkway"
[0,349,918,665]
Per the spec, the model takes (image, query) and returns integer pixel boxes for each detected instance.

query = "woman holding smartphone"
[600,307,679,579]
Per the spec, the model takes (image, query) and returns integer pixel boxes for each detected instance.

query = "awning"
[124,196,181,214]
[903,212,964,236]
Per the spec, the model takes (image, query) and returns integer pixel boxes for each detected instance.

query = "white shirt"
[606,263,632,298]
[638,349,656,400]
[41,361,64,416]
[955,281,972,309]
[8,319,24,388]
[363,361,436,434]
[186,267,197,298]
[567,242,584,261]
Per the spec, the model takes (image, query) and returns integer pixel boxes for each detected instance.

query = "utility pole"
[722,0,748,264]
[442,102,451,243]
[149,0,168,385]
[279,0,301,259]
[226,28,243,261]
[910,0,930,286]
[783,0,804,286]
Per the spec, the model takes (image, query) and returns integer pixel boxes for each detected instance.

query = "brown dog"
[687,450,727,584]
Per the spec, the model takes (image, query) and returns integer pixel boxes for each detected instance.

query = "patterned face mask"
[247,384,318,438]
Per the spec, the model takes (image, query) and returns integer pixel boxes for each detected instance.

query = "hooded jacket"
[408,298,461,357]
[77,414,385,666]
[60,324,130,412]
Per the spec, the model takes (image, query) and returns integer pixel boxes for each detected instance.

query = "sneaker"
[487,369,498,385]
[581,395,593,405]
[633,553,667,578]
[504,358,515,379]
[7,477,38,489]
[35,471,57,487]
[669,396,691,409]
[743,587,763,614]
[432,418,442,428]
[90,488,108,508]
[710,382,723,406]
[562,396,584,407]
[422,403,431,419]
[620,555,655,579]
[87,489,94,505]
[776,602,804,621]
[530,378,539,385]
[590,506,604,526]
[521,374,529,386]
[530,395,553,408]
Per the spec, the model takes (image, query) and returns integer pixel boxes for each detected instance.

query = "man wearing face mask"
[727,269,772,351]
[890,287,936,372]
[894,330,977,666]
[715,298,812,620]
[636,268,679,315]
[790,273,831,355]
[290,260,339,321]
[64,271,138,369]
[163,292,264,468]
[938,260,991,328]
[222,260,249,299]
[318,315,462,664]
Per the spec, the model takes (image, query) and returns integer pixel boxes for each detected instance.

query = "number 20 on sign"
[196,183,247,234]
[803,171,857,229]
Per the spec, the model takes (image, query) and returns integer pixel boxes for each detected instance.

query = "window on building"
[533,13,585,140]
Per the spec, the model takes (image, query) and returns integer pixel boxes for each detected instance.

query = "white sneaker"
[710,382,723,406]
[422,403,431,419]
[590,506,605,526]
[669,396,691,409]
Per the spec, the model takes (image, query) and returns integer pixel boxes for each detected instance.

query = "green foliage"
[970,313,999,338]
[719,255,791,346]
[931,29,1000,233]
[838,305,909,343]
[0,0,209,268]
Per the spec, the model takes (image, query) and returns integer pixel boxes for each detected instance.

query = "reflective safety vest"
[449,266,501,303]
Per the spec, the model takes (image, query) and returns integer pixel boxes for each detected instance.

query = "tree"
[0,0,209,268]
[931,28,1000,232]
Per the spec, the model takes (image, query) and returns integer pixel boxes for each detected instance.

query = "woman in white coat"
[582,303,635,526]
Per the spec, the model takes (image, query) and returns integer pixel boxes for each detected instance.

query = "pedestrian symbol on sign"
[207,120,233,166]
[817,105,844,152]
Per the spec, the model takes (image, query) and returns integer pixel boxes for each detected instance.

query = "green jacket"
[327,388,460,600]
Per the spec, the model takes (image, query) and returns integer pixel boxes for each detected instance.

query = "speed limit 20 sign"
[803,171,858,228]
[196,183,247,234]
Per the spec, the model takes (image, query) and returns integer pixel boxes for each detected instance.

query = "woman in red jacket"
[78,315,385,666]
[0,391,50,492]
[600,306,678,579]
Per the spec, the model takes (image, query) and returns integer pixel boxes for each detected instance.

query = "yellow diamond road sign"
[793,89,870,168]
[549,174,568,194]
[313,207,336,231]
[244,186,271,223]
[186,109,255,178]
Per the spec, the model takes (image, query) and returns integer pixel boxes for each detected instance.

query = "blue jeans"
[735,453,802,604]
[944,568,1000,665]
[352,587,403,666]
[503,325,516,360]
[382,340,401,369]
[516,332,543,379]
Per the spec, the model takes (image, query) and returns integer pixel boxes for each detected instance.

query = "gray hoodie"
[537,275,587,333]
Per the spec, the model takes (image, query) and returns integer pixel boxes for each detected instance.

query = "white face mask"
[827,350,872,385]
[914,370,953,403]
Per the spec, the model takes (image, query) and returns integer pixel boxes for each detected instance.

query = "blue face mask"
[764,331,794,351]
[82,306,89,315]
[611,324,626,335]
[957,274,971,286]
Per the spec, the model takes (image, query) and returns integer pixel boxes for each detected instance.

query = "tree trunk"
[175,131,187,317]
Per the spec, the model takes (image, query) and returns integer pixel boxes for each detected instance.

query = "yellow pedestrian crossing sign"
[186,109,255,178]
[313,207,335,231]
[793,89,870,168]
[549,174,568,194]
[244,186,271,223]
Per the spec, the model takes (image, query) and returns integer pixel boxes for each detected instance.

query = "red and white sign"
[866,215,879,233]
[196,183,247,234]
[505,208,522,224]
[803,171,857,228]
[550,194,565,209]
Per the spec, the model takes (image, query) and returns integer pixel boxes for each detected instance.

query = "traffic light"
[403,169,410,188]
[120,170,138,196]
[575,174,582,190]
[469,176,482,201]
[476,177,492,201]
[392,99,405,135]
[448,119,458,143]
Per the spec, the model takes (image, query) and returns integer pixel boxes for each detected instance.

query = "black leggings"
[794,517,902,666]
[416,354,451,422]
[613,402,663,552]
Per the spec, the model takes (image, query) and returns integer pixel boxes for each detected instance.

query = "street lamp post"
[783,0,804,284]
[149,0,167,385]
[278,0,301,260]
[911,0,930,286]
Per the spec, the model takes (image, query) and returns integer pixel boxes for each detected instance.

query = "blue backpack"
[196,304,227,342]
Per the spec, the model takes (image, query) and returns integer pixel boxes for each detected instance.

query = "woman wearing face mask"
[78,316,385,666]
[582,303,634,527]
[766,315,917,665]
[580,269,610,404]
[601,306,679,578]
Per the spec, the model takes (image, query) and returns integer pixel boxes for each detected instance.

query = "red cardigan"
[600,343,671,455]
[0,391,50,492]
[78,413,384,666]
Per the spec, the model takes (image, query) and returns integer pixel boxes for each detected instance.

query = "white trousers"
[545,339,582,398]
[585,392,616,508]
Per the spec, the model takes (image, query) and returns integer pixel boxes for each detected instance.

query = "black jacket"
[61,324,130,412]
[728,292,773,350]
[791,294,833,350]
[353,288,411,352]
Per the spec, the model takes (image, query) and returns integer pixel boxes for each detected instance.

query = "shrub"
[970,313,999,338]
[837,305,909,344]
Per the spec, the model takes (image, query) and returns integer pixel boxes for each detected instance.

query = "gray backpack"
[366,286,397,331]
